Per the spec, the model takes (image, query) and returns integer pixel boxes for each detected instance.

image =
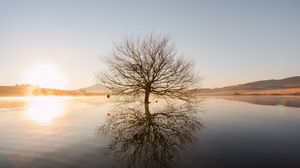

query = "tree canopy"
[100,33,200,117]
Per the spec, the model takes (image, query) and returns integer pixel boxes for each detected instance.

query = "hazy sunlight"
[25,97,65,124]
[24,64,67,89]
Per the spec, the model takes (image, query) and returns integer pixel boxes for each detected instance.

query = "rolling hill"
[1,76,299,97]
[197,76,300,95]
[79,84,111,93]
[0,85,105,97]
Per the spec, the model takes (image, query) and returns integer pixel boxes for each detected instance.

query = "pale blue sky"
[0,0,299,89]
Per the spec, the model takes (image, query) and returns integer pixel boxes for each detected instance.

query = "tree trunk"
[144,91,151,119]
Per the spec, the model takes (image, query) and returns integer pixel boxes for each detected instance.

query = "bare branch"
[99,33,201,115]
[99,34,200,116]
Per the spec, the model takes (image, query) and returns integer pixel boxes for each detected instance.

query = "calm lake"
[0,96,299,168]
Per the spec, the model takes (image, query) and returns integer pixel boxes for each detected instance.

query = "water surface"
[0,96,299,168]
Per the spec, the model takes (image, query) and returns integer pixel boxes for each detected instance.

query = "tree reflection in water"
[98,101,202,168]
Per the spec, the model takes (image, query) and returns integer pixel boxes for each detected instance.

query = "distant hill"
[0,85,105,97]
[82,77,300,95]
[197,76,300,95]
[1,76,299,97]
[79,84,111,93]
[232,76,300,90]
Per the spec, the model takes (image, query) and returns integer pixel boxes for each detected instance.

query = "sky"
[0,0,299,89]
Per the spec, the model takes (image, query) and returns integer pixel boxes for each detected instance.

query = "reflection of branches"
[97,102,202,168]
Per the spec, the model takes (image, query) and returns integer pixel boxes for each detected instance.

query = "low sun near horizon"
[23,64,67,89]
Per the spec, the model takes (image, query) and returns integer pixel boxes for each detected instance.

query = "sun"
[24,64,67,89]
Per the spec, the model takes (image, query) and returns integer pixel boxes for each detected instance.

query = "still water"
[0,96,299,168]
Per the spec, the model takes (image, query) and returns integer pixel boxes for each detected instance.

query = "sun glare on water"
[24,64,67,89]
[25,97,66,124]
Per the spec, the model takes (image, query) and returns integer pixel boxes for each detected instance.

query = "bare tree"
[100,33,200,118]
